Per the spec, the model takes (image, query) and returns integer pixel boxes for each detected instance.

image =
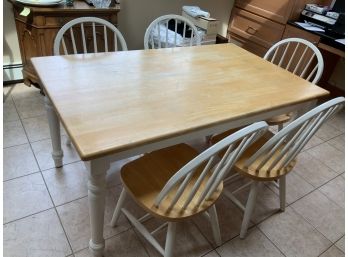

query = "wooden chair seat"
[121,143,223,221]
[233,131,296,181]
[266,114,291,126]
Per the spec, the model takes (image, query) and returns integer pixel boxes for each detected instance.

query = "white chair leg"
[208,205,222,246]
[164,222,177,257]
[279,176,286,212]
[111,187,127,227]
[240,181,259,239]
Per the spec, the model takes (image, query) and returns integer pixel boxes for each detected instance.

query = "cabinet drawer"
[235,0,293,24]
[228,8,285,49]
[228,32,267,57]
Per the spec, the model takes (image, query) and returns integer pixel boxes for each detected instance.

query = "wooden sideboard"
[8,0,120,88]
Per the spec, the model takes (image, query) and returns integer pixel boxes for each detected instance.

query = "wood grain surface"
[31,44,329,160]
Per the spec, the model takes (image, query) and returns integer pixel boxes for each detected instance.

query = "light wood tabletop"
[31,44,329,161]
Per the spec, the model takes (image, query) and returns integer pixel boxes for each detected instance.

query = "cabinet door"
[235,0,294,24]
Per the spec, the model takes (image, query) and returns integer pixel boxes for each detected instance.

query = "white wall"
[117,0,234,50]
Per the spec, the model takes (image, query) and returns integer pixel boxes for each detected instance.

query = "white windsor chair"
[220,97,344,239]
[264,38,324,129]
[111,122,268,257]
[53,16,127,55]
[144,14,201,50]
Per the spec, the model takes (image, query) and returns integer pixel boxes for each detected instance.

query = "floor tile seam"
[71,227,139,256]
[325,137,345,153]
[40,159,82,173]
[289,204,343,245]
[3,206,55,225]
[3,170,41,183]
[22,121,76,256]
[325,120,345,133]
[201,250,221,257]
[288,172,344,208]
[190,219,218,249]
[254,226,287,257]
[3,142,29,149]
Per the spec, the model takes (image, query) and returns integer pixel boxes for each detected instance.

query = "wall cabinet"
[8,0,120,87]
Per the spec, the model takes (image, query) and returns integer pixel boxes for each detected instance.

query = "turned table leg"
[44,96,63,168]
[85,158,110,257]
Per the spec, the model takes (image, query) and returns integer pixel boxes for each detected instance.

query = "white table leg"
[44,96,63,168]
[85,159,110,257]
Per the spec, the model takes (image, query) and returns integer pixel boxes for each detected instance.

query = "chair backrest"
[53,17,127,55]
[154,121,268,211]
[245,97,345,173]
[144,14,201,50]
[264,38,324,84]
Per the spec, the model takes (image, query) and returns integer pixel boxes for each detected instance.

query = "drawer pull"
[246,26,257,34]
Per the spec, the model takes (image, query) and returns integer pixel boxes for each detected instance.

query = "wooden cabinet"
[8,0,120,88]
[227,0,332,57]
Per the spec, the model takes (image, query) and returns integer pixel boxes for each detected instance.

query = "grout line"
[3,170,41,183]
[256,227,287,257]
[3,206,55,225]
[11,97,76,256]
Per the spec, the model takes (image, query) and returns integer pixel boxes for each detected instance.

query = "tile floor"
[3,83,345,257]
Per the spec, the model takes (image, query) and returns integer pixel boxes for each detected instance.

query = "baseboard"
[3,63,24,82]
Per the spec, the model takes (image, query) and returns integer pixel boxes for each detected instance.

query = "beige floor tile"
[3,98,20,122]
[3,85,15,100]
[217,228,285,257]
[137,219,213,257]
[74,229,149,257]
[3,120,28,148]
[3,144,40,181]
[267,171,314,205]
[307,142,345,174]
[236,183,280,224]
[294,151,339,188]
[10,83,42,100]
[319,245,344,257]
[319,176,344,209]
[291,190,344,242]
[315,123,343,141]
[57,189,131,252]
[4,173,53,223]
[193,195,246,244]
[327,110,345,133]
[327,134,345,152]
[43,162,88,206]
[13,94,46,119]
[258,207,331,257]
[3,209,72,257]
[31,135,80,171]
[335,236,345,252]
[302,135,324,151]
[22,115,66,142]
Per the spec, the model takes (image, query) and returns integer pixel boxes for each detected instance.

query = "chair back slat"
[69,28,77,54]
[144,14,201,49]
[293,46,308,75]
[154,122,268,211]
[104,25,108,52]
[264,38,323,84]
[80,23,87,53]
[53,17,127,56]
[92,22,98,52]
[285,42,299,70]
[245,98,344,174]
[300,53,315,78]
[278,42,290,67]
